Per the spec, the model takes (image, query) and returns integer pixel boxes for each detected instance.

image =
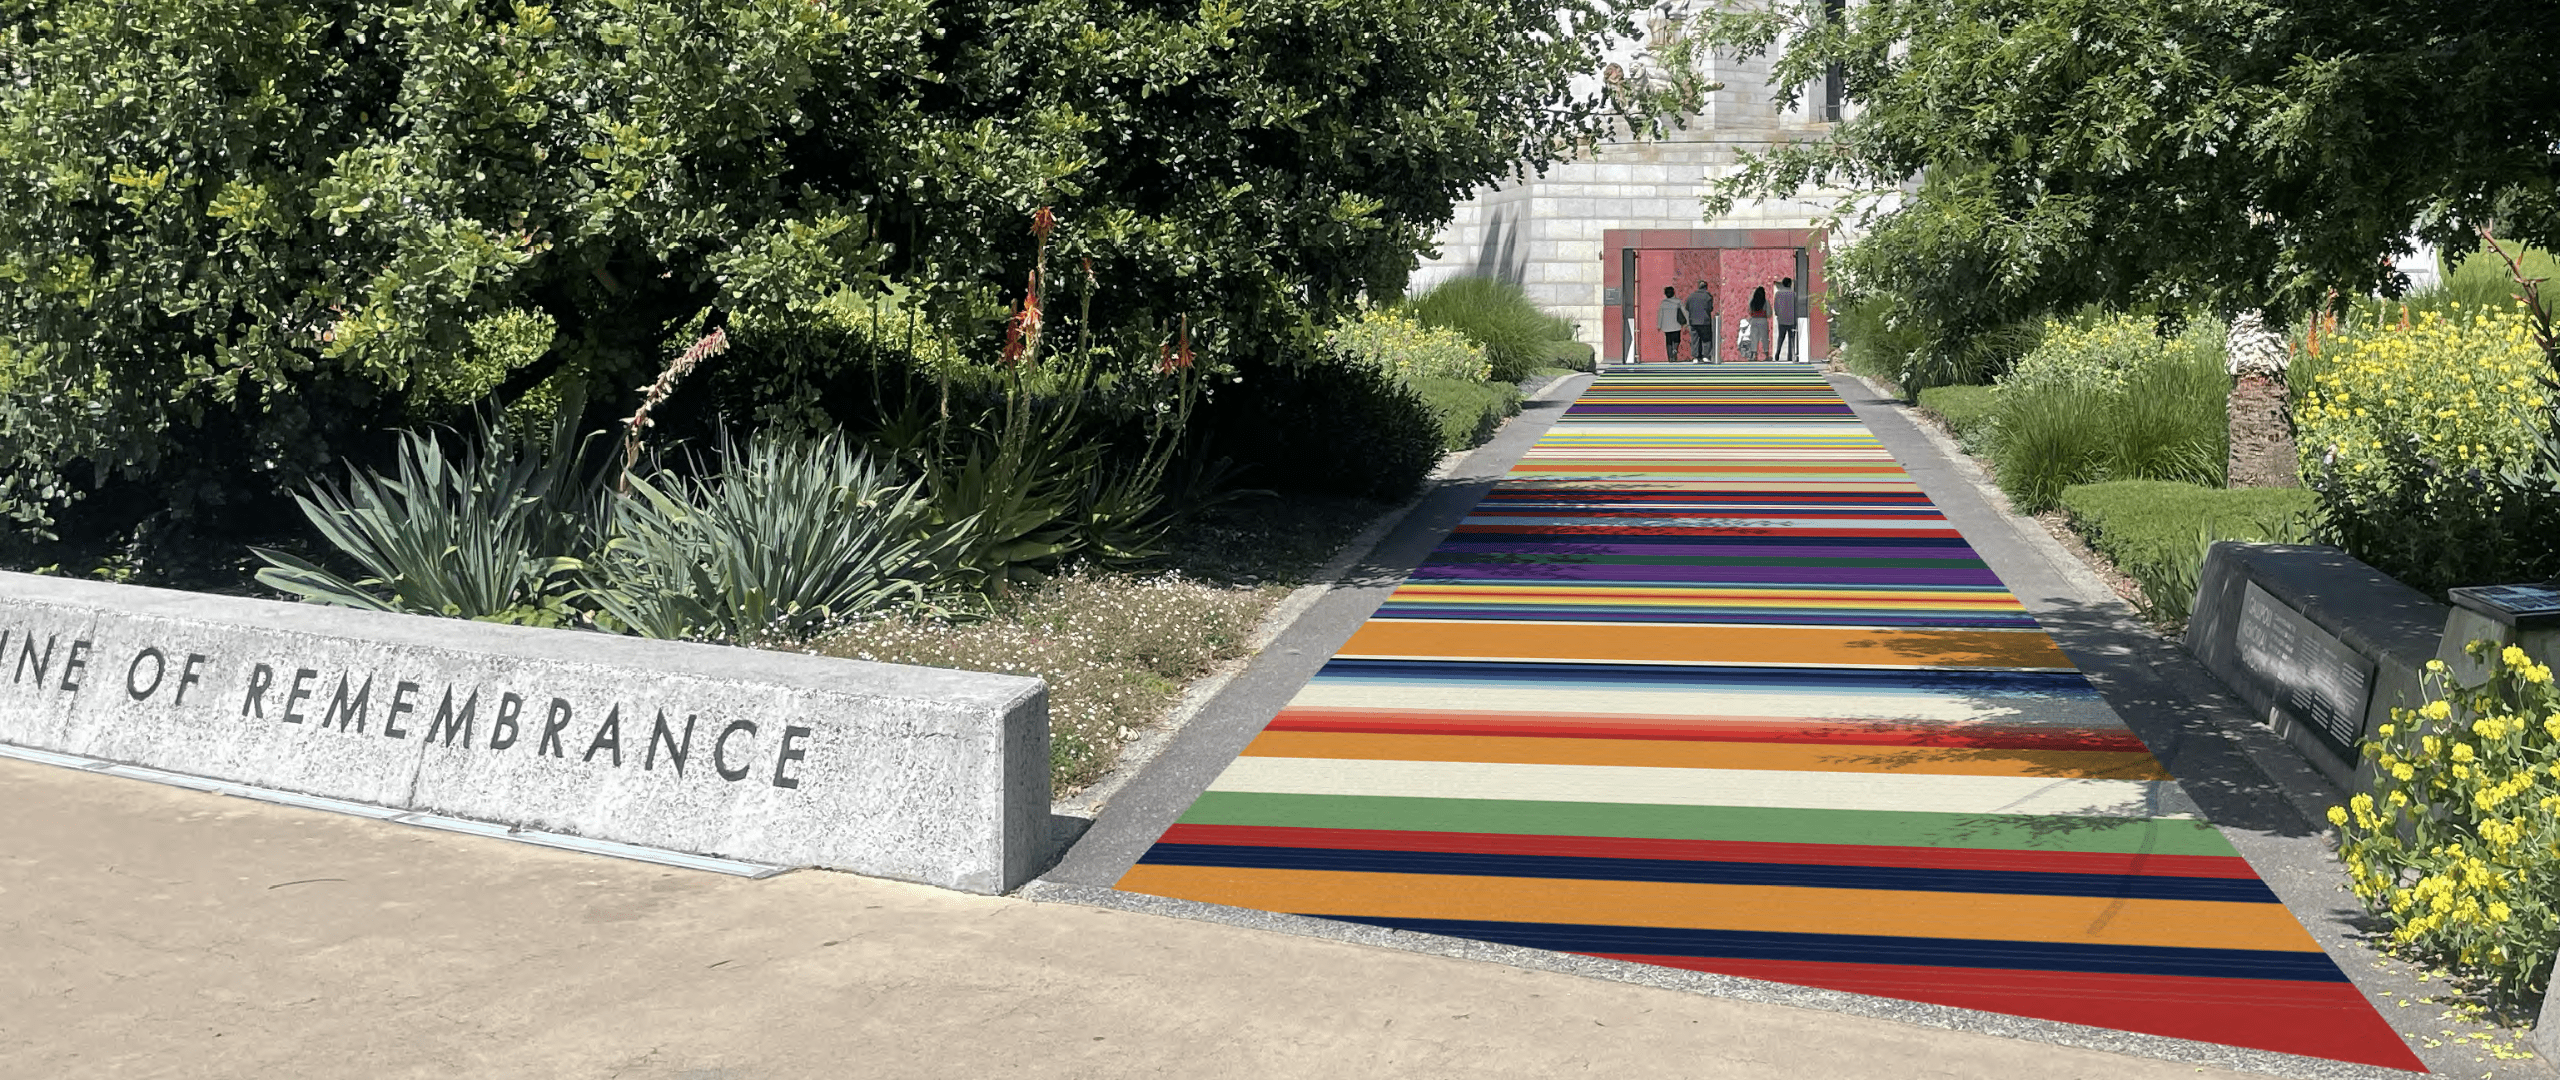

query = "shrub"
[1325,310,1492,382]
[2057,481,2317,624]
[1194,358,1441,499]
[1916,384,1998,454]
[257,424,961,642]
[250,424,601,625]
[1988,314,2227,513]
[2297,305,2560,593]
[1410,376,1522,452]
[1829,290,1927,388]
[2002,315,2169,396]
[1542,339,1597,372]
[1402,276,1573,382]
[1321,308,1519,452]
[588,432,957,641]
[2332,642,2560,1012]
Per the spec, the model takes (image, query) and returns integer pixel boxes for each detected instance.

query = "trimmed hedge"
[1915,384,1997,454]
[2057,480,2318,624]
[1543,339,1596,371]
[1195,359,1442,500]
[1412,376,1521,452]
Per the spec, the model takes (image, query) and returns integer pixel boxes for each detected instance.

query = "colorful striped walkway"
[1116,365,2421,1071]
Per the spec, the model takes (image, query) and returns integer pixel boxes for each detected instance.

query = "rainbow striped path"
[1116,365,2422,1071]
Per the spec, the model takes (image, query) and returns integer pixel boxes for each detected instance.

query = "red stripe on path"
[1594,955,2427,1071]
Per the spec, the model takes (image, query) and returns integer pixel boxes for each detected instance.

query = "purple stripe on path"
[1409,563,2008,586]
[1432,543,1983,561]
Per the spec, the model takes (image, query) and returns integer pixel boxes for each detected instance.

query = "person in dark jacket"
[1655,285,1687,364]
[1683,280,1716,361]
[1774,276,1800,362]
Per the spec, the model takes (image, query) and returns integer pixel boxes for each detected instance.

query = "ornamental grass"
[2331,641,2560,1012]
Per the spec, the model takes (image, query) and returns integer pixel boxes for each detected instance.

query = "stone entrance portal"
[1603,229,1827,365]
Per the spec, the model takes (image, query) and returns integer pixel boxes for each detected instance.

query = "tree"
[0,0,1699,544]
[1690,0,2560,361]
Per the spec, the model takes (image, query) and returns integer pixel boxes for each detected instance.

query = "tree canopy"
[0,0,1694,538]
[1693,0,2560,346]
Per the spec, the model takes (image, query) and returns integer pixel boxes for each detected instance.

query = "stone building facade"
[1410,17,1850,364]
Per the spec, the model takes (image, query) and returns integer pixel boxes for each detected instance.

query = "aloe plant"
[251,424,600,624]
[585,432,963,641]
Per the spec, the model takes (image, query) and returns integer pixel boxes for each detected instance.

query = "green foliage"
[2297,306,2560,594]
[2432,247,2560,318]
[1197,359,1440,499]
[587,432,955,642]
[1401,277,1576,382]
[2057,481,2318,625]
[1915,384,1998,455]
[2334,643,2560,1013]
[1542,339,1596,372]
[1695,0,2560,353]
[1409,375,1522,452]
[1321,306,1518,452]
[0,0,898,534]
[1326,309,1492,383]
[1,0,1696,549]
[250,424,599,625]
[1988,316,2228,513]
[257,421,961,642]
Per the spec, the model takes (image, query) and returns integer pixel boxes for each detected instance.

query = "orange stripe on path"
[1339,621,2074,669]
[1116,865,2324,953]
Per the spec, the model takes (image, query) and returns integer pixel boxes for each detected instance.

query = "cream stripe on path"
[1204,757,2200,819]
[1287,684,2127,726]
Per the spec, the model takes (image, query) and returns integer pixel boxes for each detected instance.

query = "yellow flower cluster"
[1325,309,1492,385]
[2297,306,2550,503]
[2329,639,2560,1007]
[2000,313,2223,396]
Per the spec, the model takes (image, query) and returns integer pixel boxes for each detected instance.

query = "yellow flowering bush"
[2331,640,2560,1008]
[2298,306,2550,497]
[2000,313,2217,396]
[1324,309,1492,384]
[2296,305,2560,592]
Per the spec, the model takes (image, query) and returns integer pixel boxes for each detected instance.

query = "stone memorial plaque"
[2449,583,2560,627]
[2236,583,2376,758]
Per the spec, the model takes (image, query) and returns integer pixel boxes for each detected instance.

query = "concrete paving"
[1,756,2269,1080]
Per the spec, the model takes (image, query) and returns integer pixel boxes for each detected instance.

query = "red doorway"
[1603,229,1828,365]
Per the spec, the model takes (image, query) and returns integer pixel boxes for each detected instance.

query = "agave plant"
[251,423,601,624]
[585,431,964,641]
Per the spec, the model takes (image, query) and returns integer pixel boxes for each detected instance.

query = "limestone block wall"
[1413,33,1853,353]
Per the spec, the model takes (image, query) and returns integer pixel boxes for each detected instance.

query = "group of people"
[1656,278,1801,364]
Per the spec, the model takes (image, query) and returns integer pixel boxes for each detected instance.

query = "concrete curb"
[1048,372,1595,824]
[1033,374,1593,887]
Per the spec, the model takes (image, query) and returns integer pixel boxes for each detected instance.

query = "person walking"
[1683,279,1716,362]
[1742,285,1769,363]
[1773,276,1801,362]
[1656,285,1687,364]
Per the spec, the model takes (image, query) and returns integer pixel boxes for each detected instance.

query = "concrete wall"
[0,572,1050,894]
[1414,26,1857,353]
